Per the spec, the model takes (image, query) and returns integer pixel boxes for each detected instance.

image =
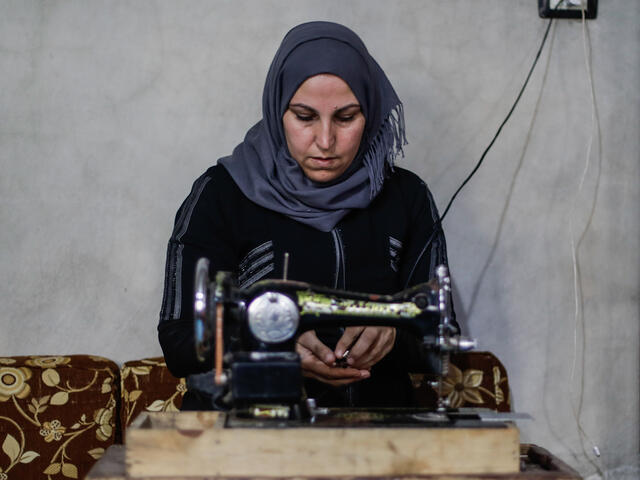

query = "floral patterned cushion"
[409,351,512,411]
[120,357,185,441]
[0,355,119,480]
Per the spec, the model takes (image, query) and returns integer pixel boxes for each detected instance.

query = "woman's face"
[282,74,366,183]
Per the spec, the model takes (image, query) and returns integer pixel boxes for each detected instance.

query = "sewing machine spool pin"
[283,252,290,281]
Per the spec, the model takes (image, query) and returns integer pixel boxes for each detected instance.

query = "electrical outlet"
[538,0,598,19]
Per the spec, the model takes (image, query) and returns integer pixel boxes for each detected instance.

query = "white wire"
[567,1,604,476]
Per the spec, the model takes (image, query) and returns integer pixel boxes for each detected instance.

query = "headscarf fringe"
[362,103,408,199]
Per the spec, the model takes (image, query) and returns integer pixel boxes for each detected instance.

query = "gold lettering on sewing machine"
[297,291,422,318]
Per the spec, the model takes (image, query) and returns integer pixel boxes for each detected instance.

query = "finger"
[298,344,369,381]
[349,342,380,370]
[350,327,396,370]
[305,371,370,387]
[305,365,370,382]
[363,328,396,368]
[297,330,336,365]
[302,354,368,380]
[302,360,371,385]
[335,326,365,358]
[347,327,379,360]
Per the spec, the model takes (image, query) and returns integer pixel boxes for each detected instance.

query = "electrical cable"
[568,2,604,476]
[465,20,557,319]
[439,18,554,223]
[407,17,556,285]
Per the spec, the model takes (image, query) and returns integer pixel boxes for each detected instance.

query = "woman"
[159,21,454,410]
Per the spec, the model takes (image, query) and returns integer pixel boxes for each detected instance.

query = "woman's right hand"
[296,330,370,386]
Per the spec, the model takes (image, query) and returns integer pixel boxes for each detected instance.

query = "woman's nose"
[315,120,335,150]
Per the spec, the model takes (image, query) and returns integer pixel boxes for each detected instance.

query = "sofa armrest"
[120,357,185,442]
[0,355,119,479]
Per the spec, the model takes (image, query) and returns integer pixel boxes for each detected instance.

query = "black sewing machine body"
[192,257,479,421]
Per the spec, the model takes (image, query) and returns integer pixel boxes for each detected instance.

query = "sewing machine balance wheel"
[193,257,211,363]
[193,258,228,385]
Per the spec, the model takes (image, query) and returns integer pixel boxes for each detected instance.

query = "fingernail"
[360,371,370,378]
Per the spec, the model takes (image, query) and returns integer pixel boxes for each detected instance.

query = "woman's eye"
[295,113,315,122]
[336,115,355,123]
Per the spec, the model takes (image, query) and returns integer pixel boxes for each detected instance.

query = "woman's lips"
[311,156,337,162]
[307,156,340,171]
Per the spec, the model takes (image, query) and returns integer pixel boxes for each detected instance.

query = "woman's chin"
[300,159,352,183]
[305,169,342,183]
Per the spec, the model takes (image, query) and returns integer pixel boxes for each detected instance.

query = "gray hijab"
[219,21,406,232]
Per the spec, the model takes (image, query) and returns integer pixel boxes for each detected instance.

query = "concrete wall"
[1,1,637,477]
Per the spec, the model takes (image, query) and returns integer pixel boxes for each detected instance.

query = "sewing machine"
[92,260,529,478]
[192,257,479,421]
[86,263,569,479]
[86,260,551,479]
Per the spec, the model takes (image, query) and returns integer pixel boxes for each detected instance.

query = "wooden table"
[87,444,581,480]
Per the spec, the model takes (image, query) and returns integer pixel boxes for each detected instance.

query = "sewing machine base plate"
[225,406,512,428]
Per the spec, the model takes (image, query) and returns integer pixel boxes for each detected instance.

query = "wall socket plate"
[538,0,598,19]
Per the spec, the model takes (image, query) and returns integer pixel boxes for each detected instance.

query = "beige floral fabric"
[0,355,118,479]
[120,357,185,440]
[409,351,512,411]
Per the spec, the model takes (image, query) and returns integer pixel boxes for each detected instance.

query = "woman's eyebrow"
[288,103,316,112]
[288,102,361,113]
[335,103,361,113]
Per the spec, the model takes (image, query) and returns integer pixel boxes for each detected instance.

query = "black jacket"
[158,164,454,409]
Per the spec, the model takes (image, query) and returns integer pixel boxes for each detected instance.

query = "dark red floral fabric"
[0,355,118,480]
[119,357,185,441]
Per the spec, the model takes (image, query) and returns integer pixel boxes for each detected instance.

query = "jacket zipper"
[330,228,346,289]
[331,228,353,406]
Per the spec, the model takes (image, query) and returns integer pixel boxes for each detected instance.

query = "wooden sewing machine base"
[86,411,581,479]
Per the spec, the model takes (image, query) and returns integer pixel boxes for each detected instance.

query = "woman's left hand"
[334,326,396,371]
